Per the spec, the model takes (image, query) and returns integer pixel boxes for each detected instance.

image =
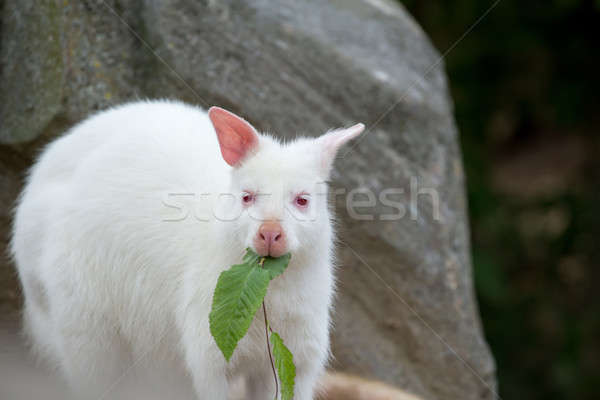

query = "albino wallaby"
[11,101,364,399]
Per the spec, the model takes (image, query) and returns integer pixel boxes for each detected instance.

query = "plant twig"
[259,257,278,399]
[262,300,278,400]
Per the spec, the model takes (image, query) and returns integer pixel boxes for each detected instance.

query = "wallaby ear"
[208,106,259,167]
[317,123,365,177]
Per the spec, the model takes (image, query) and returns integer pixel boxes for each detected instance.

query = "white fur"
[10,100,362,399]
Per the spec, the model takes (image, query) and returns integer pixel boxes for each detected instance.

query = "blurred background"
[402,1,600,399]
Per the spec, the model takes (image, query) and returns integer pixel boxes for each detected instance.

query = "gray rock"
[0,1,496,399]
[0,1,63,143]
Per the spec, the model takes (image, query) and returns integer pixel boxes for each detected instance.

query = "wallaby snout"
[254,220,287,257]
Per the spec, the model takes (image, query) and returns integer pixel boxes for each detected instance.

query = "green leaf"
[209,262,271,361]
[241,248,291,280]
[242,248,261,265]
[270,331,296,400]
[262,252,292,280]
[209,248,293,366]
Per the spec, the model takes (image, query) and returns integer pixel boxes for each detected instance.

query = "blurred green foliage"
[401,1,600,399]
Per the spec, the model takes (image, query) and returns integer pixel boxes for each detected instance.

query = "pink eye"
[295,195,309,208]
[242,192,255,205]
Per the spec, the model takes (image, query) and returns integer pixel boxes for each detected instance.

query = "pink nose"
[254,221,287,257]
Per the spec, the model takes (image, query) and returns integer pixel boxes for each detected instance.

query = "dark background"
[402,0,600,399]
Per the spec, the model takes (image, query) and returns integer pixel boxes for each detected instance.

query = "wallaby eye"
[294,194,309,208]
[242,191,255,205]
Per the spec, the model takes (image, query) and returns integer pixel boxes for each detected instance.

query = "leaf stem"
[262,300,278,400]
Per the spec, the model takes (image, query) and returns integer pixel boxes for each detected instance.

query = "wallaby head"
[208,106,364,258]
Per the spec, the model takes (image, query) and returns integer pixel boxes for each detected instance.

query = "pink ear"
[208,107,259,166]
[319,123,365,175]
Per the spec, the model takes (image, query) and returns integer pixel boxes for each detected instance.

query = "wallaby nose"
[254,221,287,257]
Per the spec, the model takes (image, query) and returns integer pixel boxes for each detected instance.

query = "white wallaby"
[10,100,364,400]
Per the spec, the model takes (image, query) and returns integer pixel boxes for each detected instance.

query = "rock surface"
[0,1,496,399]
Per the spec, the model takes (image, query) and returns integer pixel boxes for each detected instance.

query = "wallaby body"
[11,100,363,399]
